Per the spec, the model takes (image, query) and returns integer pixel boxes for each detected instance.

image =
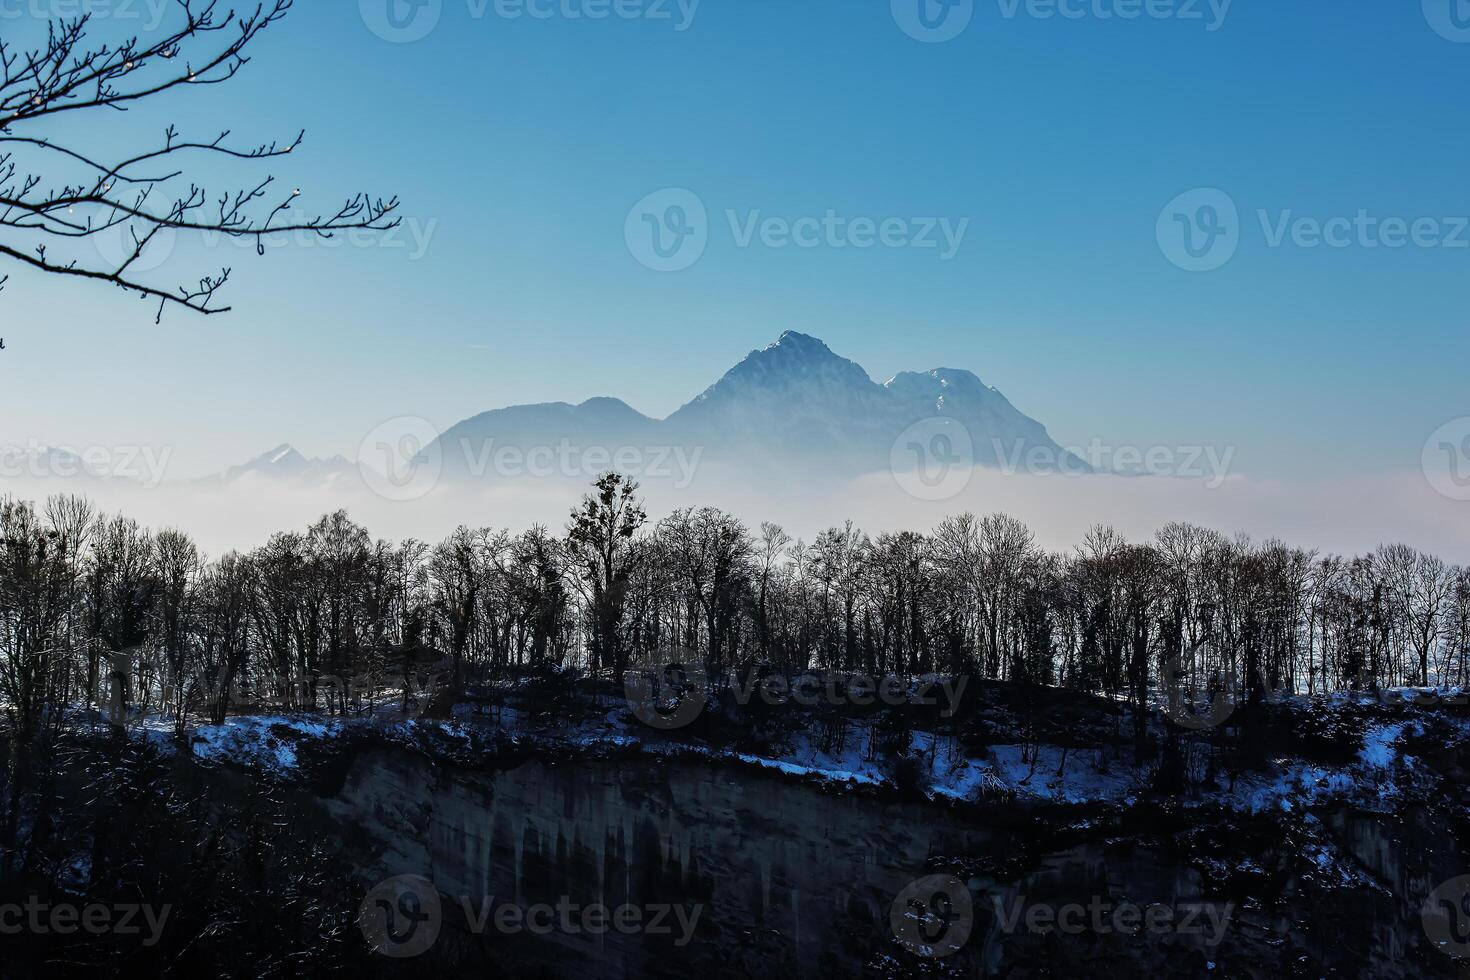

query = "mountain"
[201,332,1082,485]
[664,331,1078,469]
[0,444,106,481]
[210,444,359,487]
[437,398,660,476]
[432,331,1083,478]
[663,331,896,462]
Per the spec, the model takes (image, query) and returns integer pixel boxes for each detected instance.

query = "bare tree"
[658,507,752,681]
[154,527,201,735]
[0,2,399,320]
[1379,544,1452,686]
[566,473,647,682]
[0,498,77,862]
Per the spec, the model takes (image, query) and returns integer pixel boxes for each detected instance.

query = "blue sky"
[3,0,1468,480]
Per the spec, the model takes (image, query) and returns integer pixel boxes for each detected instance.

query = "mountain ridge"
[431,331,1084,477]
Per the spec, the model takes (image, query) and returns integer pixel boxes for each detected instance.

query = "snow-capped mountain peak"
[215,444,356,487]
[218,332,1086,483]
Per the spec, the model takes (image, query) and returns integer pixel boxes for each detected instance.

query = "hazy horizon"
[4,3,1468,495]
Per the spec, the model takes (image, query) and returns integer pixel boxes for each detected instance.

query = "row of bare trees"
[4,473,1468,854]
[3,476,1467,742]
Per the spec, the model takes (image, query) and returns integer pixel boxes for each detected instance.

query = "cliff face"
[280,743,1463,978]
[321,749,987,976]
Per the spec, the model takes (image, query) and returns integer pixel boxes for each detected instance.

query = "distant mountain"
[0,444,106,481]
[208,444,359,488]
[431,331,1084,478]
[437,397,660,475]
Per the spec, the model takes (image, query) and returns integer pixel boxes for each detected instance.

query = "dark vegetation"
[2,474,1468,975]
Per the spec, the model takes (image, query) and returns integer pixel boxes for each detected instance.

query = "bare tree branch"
[0,1,401,319]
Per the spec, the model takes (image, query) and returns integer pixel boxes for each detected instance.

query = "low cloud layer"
[5,465,1464,560]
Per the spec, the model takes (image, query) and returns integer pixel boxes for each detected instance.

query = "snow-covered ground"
[108,688,1459,822]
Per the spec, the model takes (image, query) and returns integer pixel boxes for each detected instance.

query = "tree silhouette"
[0,1,399,321]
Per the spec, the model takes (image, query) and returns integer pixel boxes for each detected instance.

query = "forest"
[2,472,1466,743]
[2,472,1468,973]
